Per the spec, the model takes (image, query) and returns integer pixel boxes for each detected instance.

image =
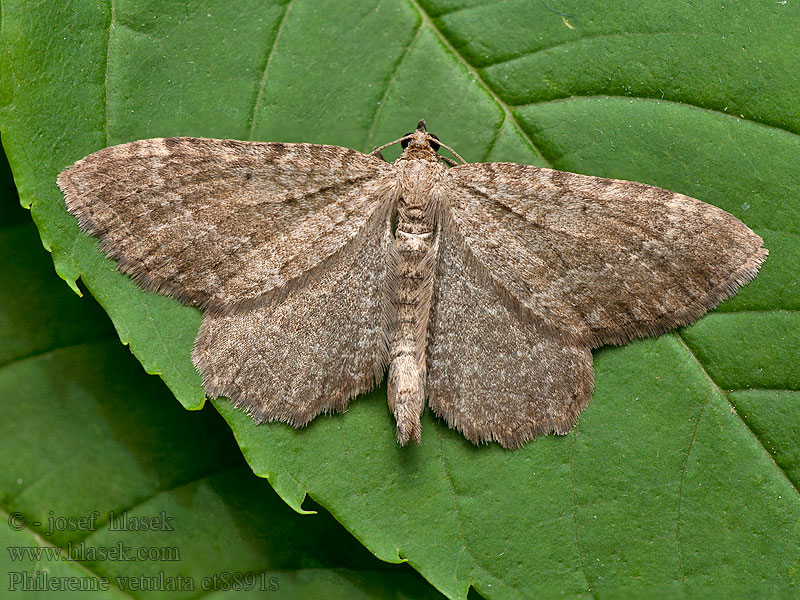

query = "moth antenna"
[435,140,467,164]
[370,134,414,156]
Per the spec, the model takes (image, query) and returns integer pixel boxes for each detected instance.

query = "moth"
[58,120,767,448]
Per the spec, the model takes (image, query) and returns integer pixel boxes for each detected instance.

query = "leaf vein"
[570,432,596,598]
[0,505,137,599]
[248,0,294,140]
[676,333,800,497]
[515,94,800,141]
[104,0,116,145]
[436,427,504,597]
[365,22,423,150]
[481,30,700,70]
[407,0,552,167]
[674,363,711,586]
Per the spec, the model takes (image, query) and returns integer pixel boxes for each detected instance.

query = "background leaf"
[0,148,443,598]
[1,1,798,598]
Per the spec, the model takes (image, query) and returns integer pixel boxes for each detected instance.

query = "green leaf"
[0,150,441,598]
[1,1,798,598]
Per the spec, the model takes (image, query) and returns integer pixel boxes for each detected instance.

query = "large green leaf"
[1,1,798,597]
[0,148,443,598]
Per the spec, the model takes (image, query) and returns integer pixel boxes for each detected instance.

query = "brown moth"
[57,120,767,448]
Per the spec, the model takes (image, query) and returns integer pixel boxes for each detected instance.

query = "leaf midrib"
[408,0,551,168]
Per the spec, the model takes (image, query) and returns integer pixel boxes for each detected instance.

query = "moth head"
[400,120,441,157]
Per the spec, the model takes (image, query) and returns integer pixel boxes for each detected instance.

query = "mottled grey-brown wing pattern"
[58,125,768,448]
[58,137,394,312]
[445,163,767,347]
[192,206,393,426]
[427,215,593,448]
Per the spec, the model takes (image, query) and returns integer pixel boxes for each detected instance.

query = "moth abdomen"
[387,210,439,445]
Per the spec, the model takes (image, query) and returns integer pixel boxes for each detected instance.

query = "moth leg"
[438,156,458,167]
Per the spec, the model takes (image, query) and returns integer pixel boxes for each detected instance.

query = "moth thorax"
[400,145,439,161]
[398,201,426,219]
